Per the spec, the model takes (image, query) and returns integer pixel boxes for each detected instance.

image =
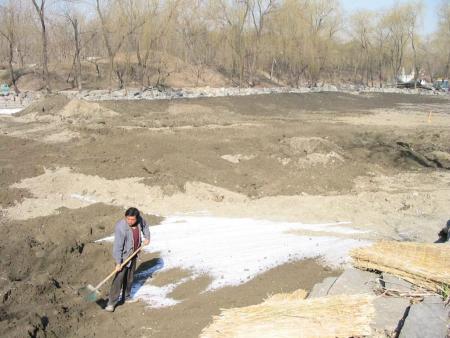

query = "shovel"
[79,245,143,302]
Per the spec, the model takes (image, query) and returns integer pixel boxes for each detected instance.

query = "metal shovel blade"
[78,284,100,302]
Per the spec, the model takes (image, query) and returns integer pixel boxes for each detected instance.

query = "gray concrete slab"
[373,296,410,333]
[382,273,414,293]
[327,268,378,296]
[399,296,448,338]
[307,276,338,298]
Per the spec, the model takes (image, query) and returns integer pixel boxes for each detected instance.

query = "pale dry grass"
[200,291,374,338]
[352,241,450,293]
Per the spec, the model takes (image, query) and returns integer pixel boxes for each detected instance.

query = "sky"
[341,0,441,35]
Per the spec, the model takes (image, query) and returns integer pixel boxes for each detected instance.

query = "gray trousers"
[108,257,137,305]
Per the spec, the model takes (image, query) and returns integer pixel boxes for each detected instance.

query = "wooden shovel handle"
[94,246,143,290]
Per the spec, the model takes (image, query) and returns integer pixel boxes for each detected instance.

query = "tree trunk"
[94,62,101,78]
[426,60,434,84]
[445,52,450,80]
[136,41,146,92]
[41,15,50,92]
[411,34,418,89]
[32,0,51,93]
[270,58,276,81]
[7,38,19,94]
[17,45,25,68]
[96,0,115,90]
[249,49,257,86]
[115,69,124,89]
[73,18,82,91]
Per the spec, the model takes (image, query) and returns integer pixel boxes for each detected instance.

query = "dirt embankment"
[0,92,449,337]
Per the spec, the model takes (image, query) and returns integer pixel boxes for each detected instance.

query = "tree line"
[0,0,449,93]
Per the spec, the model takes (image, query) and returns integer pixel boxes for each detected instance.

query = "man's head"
[125,207,140,226]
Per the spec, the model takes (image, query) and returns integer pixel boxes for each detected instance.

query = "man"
[105,207,150,312]
[437,220,450,243]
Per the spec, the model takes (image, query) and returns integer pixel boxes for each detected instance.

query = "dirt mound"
[4,97,120,144]
[17,94,70,117]
[280,137,345,168]
[5,102,76,143]
[297,151,345,168]
[16,95,117,125]
[285,137,342,155]
[18,97,118,122]
[58,98,118,122]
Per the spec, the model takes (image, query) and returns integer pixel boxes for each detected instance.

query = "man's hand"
[115,264,122,272]
[143,239,150,246]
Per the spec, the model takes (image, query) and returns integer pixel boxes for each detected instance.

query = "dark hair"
[125,207,140,218]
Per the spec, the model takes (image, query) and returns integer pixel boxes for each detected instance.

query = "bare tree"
[215,0,251,86]
[267,0,303,86]
[406,2,422,88]
[179,1,213,86]
[305,0,341,86]
[133,0,180,90]
[95,0,149,89]
[263,0,341,87]
[0,1,20,94]
[350,10,374,86]
[64,10,83,90]
[373,15,390,87]
[382,4,412,85]
[248,0,275,86]
[437,0,450,79]
[31,0,51,93]
[95,0,117,89]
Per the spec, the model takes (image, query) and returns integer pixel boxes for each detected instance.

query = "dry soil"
[1,92,449,337]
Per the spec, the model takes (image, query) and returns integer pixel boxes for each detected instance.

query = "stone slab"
[382,273,414,293]
[308,276,338,298]
[399,296,448,338]
[327,268,378,296]
[373,296,410,333]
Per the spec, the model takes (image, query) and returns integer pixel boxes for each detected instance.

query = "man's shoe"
[104,304,115,312]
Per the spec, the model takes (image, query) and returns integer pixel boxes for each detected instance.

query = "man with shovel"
[105,207,150,312]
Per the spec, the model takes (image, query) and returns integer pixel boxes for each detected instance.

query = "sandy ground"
[1,92,450,337]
